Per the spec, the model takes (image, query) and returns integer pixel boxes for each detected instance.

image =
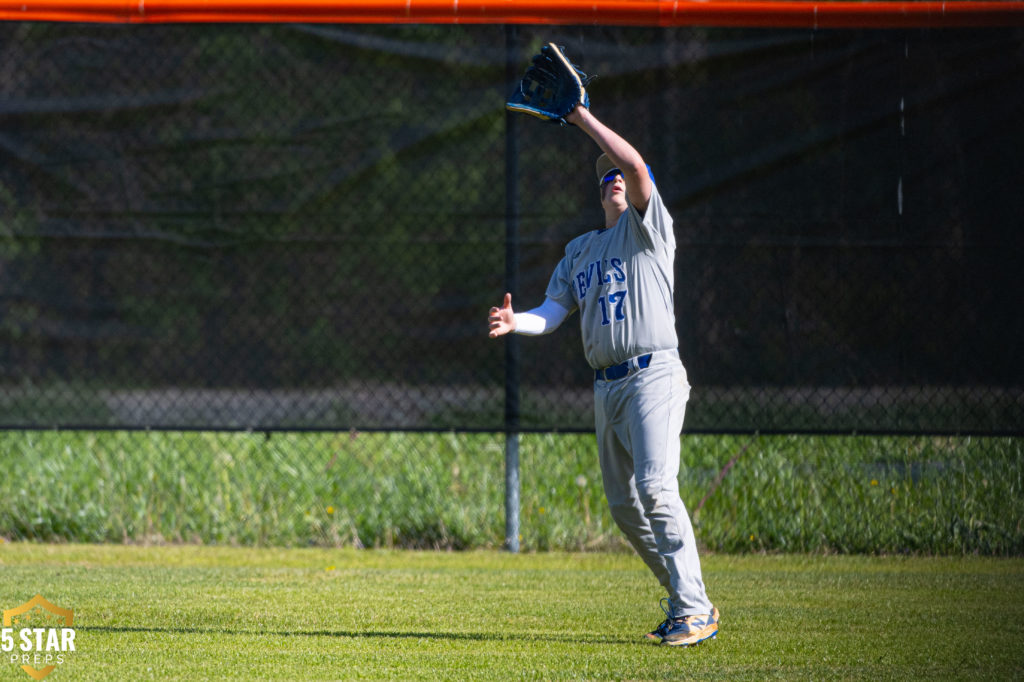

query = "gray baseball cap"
[595,153,618,185]
[595,152,655,186]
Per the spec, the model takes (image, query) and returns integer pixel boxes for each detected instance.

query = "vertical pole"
[503,24,521,553]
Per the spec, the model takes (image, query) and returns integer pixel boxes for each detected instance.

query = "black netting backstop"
[1,23,1021,435]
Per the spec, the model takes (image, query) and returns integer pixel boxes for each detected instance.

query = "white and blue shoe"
[645,598,719,646]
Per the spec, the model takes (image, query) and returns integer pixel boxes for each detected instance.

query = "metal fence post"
[503,24,521,553]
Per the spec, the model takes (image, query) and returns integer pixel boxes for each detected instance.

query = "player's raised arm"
[565,106,652,215]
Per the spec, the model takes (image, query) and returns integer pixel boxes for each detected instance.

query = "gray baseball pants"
[594,349,713,618]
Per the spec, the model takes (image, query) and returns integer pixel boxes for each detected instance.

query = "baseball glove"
[506,43,592,125]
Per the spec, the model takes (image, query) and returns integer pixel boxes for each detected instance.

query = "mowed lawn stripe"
[0,544,1021,680]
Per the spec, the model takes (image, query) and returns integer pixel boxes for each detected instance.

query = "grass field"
[2,431,1021,555]
[1,543,1022,681]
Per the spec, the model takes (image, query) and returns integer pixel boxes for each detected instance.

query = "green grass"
[0,544,1022,680]
[0,431,1021,554]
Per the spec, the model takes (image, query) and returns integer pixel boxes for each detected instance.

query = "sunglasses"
[600,168,622,188]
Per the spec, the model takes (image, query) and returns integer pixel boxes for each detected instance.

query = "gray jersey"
[545,185,677,369]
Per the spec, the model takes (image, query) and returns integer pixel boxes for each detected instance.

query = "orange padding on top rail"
[1,0,1023,27]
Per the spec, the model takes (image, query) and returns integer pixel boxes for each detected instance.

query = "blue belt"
[595,353,652,381]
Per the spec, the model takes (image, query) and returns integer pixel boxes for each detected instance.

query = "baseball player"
[493,44,718,646]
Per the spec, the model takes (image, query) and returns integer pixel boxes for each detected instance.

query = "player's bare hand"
[488,293,516,338]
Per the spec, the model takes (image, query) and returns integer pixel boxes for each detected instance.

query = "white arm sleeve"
[513,298,570,336]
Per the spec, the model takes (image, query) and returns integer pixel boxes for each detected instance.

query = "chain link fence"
[1,23,1021,551]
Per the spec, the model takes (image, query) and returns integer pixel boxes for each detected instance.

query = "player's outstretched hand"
[488,293,516,338]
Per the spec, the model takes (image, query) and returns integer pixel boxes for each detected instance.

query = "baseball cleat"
[645,599,719,647]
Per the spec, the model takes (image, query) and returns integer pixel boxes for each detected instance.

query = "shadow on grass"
[81,625,638,646]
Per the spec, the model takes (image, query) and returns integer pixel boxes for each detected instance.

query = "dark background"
[0,24,1021,432]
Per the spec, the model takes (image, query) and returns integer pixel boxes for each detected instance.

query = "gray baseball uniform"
[545,184,676,368]
[544,184,714,618]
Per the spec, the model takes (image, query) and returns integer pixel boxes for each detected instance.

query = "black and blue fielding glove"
[506,43,592,125]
